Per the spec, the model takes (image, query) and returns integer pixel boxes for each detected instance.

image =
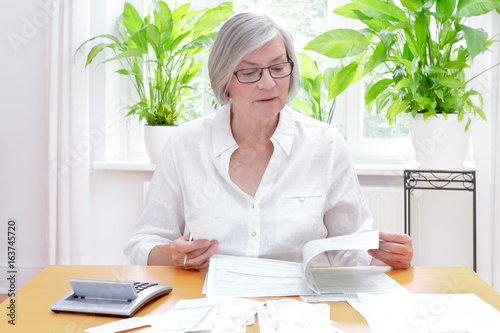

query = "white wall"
[0,0,49,291]
[89,170,152,264]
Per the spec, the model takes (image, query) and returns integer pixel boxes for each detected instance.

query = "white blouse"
[124,105,373,266]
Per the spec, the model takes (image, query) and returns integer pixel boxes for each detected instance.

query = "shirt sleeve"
[123,136,185,265]
[323,133,374,266]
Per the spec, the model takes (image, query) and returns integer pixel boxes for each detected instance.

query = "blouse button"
[299,196,305,202]
[252,203,255,209]
[252,231,257,237]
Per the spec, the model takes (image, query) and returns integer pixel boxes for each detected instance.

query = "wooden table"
[1,265,499,332]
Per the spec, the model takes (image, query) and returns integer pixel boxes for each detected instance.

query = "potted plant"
[304,0,500,169]
[77,1,233,163]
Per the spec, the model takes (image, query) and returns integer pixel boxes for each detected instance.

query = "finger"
[368,248,411,269]
[378,241,409,255]
[185,259,211,271]
[185,239,212,253]
[186,241,218,260]
[184,242,218,269]
[172,238,211,255]
[379,231,411,245]
[170,238,211,266]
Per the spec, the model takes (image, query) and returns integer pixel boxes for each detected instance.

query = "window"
[90,0,411,164]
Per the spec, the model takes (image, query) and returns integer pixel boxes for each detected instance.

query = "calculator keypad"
[133,282,158,293]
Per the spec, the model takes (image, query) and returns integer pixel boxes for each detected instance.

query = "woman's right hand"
[169,234,219,270]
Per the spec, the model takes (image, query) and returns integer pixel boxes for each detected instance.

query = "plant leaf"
[154,4,172,36]
[84,42,107,67]
[292,98,312,115]
[352,0,408,22]
[414,11,429,48]
[333,3,359,19]
[181,61,203,84]
[404,29,422,57]
[413,96,432,104]
[456,0,500,17]
[129,26,149,53]
[328,63,358,100]
[304,29,370,59]
[146,24,161,51]
[172,3,190,22]
[436,0,456,17]
[297,53,318,80]
[474,106,487,120]
[400,0,425,11]
[365,78,393,107]
[361,18,394,31]
[439,77,465,88]
[363,41,388,75]
[312,75,323,105]
[101,48,143,64]
[185,35,213,49]
[193,3,233,37]
[465,117,472,131]
[123,2,143,35]
[435,89,444,100]
[460,24,489,58]
[394,77,410,90]
[75,34,122,58]
[386,100,410,124]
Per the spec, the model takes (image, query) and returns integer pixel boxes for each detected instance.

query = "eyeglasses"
[233,61,294,84]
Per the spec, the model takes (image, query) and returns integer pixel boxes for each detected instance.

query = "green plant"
[304,0,500,129]
[77,1,233,125]
[291,53,336,124]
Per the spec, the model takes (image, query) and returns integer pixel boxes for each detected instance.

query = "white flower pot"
[409,113,472,170]
[144,125,177,164]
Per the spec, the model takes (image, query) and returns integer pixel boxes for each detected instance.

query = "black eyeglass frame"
[233,61,294,84]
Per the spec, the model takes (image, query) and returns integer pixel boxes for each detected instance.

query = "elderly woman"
[124,12,413,270]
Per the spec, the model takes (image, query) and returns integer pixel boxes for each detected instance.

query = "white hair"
[208,12,299,105]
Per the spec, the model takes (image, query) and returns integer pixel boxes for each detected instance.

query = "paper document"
[84,317,151,333]
[156,298,219,332]
[354,293,500,333]
[258,299,343,333]
[205,231,379,297]
[187,215,231,242]
[300,266,409,302]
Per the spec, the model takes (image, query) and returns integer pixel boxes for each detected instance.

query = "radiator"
[362,187,405,234]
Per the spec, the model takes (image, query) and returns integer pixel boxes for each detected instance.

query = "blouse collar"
[212,104,294,157]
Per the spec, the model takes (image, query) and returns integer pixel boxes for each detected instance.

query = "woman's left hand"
[368,231,413,269]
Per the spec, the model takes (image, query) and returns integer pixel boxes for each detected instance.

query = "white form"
[258,299,343,333]
[205,231,379,297]
[300,266,409,302]
[154,298,219,332]
[206,255,310,297]
[355,293,500,333]
[84,317,152,333]
[201,297,264,333]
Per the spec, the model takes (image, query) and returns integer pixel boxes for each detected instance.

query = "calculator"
[51,278,173,317]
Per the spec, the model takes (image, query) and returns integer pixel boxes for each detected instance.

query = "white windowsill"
[93,160,156,171]
[92,160,407,176]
